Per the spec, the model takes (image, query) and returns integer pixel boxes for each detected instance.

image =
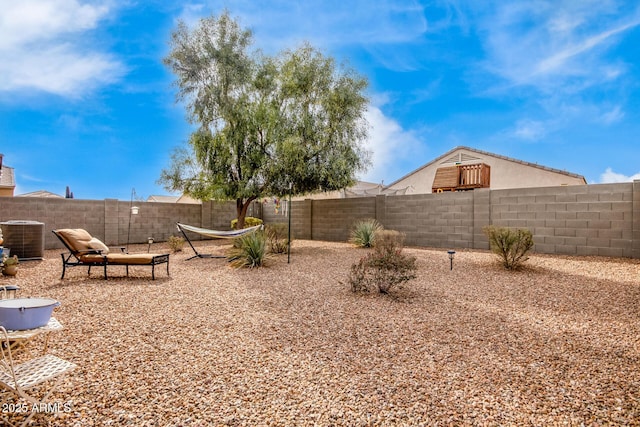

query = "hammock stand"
[176,223,263,260]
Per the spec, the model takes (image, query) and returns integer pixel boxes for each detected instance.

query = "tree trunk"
[235,196,257,229]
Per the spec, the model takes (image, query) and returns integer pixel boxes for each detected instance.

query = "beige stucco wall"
[389,148,585,194]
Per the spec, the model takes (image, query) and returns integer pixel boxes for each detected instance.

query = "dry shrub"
[483,225,534,270]
[167,235,185,253]
[347,230,417,294]
[265,223,291,254]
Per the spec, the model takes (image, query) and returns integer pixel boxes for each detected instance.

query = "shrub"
[347,230,417,294]
[265,223,291,254]
[167,235,185,253]
[227,231,270,268]
[349,218,383,248]
[230,217,263,230]
[483,225,534,270]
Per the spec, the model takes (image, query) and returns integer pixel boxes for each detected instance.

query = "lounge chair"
[52,229,170,280]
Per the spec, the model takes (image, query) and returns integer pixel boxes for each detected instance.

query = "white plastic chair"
[0,326,76,426]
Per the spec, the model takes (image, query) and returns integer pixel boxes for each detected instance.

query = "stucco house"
[387,146,586,194]
[0,154,16,197]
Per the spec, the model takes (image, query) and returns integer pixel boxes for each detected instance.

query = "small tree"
[483,225,534,270]
[161,11,370,229]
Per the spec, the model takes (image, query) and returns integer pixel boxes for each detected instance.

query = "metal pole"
[126,189,133,253]
[126,188,138,253]
[287,183,292,264]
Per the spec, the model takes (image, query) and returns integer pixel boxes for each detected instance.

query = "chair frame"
[52,230,170,280]
[0,326,76,427]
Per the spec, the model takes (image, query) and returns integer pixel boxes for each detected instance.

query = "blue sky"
[1,0,640,201]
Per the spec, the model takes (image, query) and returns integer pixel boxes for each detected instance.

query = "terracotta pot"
[2,265,17,276]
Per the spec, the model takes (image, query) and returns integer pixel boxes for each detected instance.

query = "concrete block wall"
[1,180,639,259]
[633,181,640,259]
[382,192,475,248]
[310,197,376,241]
[0,198,108,249]
[262,199,312,240]
[0,198,207,249]
[260,181,639,258]
[489,183,634,257]
[472,188,491,250]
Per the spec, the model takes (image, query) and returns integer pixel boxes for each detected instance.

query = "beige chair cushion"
[87,237,109,254]
[106,253,164,265]
[78,254,107,263]
[56,229,93,253]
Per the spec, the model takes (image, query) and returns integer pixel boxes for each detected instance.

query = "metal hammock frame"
[176,223,263,260]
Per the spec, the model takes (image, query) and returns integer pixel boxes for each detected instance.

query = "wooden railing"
[432,163,490,192]
[458,163,490,189]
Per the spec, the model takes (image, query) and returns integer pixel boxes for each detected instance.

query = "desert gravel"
[1,240,639,426]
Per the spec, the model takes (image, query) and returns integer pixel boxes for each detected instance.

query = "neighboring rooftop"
[389,145,586,187]
[16,190,64,198]
[147,194,202,204]
[0,153,16,196]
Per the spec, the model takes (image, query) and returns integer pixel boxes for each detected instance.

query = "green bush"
[347,230,417,294]
[349,218,383,248]
[167,235,185,253]
[483,225,534,270]
[230,217,263,230]
[265,223,291,254]
[227,231,270,268]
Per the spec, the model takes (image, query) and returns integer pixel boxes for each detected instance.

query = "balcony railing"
[432,163,490,192]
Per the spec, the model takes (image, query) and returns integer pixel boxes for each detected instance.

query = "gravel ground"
[2,240,639,426]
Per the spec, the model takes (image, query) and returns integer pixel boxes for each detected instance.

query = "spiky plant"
[227,231,270,268]
[349,218,383,248]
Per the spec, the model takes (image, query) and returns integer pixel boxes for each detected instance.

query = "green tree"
[160,11,370,229]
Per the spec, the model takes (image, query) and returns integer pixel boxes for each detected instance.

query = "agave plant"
[349,218,383,248]
[227,231,270,268]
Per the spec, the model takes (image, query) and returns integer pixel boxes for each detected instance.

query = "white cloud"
[0,0,124,97]
[600,167,640,183]
[359,104,423,184]
[600,106,625,124]
[513,119,547,141]
[475,1,640,92]
[0,0,108,49]
[185,1,428,53]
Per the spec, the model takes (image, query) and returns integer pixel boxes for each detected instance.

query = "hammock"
[176,223,263,260]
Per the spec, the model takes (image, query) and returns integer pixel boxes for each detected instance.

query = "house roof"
[147,195,180,203]
[147,194,202,204]
[16,190,64,198]
[0,166,15,189]
[388,146,586,187]
[344,181,412,197]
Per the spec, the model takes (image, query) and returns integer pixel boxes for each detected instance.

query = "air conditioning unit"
[0,220,45,260]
